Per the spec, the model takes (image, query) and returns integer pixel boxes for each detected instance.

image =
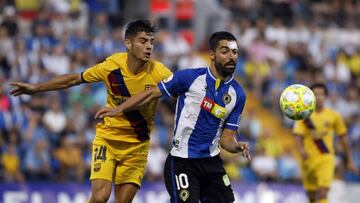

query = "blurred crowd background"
[0,0,359,188]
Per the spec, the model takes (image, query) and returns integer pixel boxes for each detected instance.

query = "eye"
[221,49,229,54]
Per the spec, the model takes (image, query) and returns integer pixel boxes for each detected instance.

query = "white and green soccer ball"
[279,84,316,120]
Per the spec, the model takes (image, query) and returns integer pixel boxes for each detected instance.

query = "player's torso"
[304,109,337,155]
[97,54,168,142]
[172,69,238,158]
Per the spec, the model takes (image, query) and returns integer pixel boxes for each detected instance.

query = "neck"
[210,63,231,81]
[127,54,147,75]
[316,105,324,112]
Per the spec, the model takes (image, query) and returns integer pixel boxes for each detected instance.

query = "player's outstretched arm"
[95,86,163,119]
[10,73,83,96]
[220,129,251,160]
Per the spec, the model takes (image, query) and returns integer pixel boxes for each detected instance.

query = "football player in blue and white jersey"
[95,31,250,203]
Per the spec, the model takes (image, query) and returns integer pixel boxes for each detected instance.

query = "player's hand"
[94,107,120,119]
[347,160,359,175]
[9,82,37,96]
[236,142,251,160]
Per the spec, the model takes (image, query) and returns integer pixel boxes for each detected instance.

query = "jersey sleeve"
[334,111,347,136]
[157,70,190,97]
[156,62,173,81]
[81,60,109,83]
[293,120,307,136]
[224,93,246,131]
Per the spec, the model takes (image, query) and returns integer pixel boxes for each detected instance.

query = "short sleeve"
[81,60,108,83]
[157,70,191,97]
[224,93,246,130]
[156,62,173,82]
[293,120,307,136]
[334,112,347,136]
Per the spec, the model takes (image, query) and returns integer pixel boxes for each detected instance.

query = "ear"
[209,50,215,60]
[125,38,131,50]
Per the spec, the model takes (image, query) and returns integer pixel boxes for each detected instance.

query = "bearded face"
[211,40,238,78]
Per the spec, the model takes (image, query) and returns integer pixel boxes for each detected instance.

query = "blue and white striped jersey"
[158,67,246,158]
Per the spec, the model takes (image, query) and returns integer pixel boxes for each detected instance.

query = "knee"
[115,195,134,203]
[90,189,111,203]
[317,188,329,199]
[306,191,316,202]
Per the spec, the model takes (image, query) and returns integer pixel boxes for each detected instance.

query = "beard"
[215,61,236,78]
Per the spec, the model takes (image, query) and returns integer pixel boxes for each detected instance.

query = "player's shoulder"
[324,107,342,117]
[106,52,127,61]
[178,67,208,76]
[228,79,246,98]
[104,52,127,69]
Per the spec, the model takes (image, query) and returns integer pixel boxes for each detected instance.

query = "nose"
[229,52,237,62]
[146,41,153,50]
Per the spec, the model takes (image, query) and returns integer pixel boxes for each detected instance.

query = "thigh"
[316,156,335,189]
[90,137,116,182]
[90,179,113,202]
[114,183,139,203]
[301,160,318,191]
[200,157,234,203]
[113,140,149,187]
[164,154,200,203]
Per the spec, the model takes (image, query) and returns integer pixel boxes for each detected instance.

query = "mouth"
[144,52,151,58]
[226,64,235,68]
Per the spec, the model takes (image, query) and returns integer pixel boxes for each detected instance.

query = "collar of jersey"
[207,67,234,85]
[124,63,148,78]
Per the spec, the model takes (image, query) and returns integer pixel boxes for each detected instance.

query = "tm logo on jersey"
[200,98,226,119]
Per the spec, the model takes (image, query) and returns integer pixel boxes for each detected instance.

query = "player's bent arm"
[10,73,83,96]
[338,134,354,163]
[294,133,307,159]
[220,129,240,153]
[117,86,163,113]
[220,129,251,160]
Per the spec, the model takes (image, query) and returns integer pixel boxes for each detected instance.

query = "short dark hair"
[125,19,158,39]
[209,31,237,51]
[310,83,328,95]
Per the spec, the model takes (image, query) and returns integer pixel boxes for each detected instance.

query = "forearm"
[220,133,239,153]
[295,134,306,154]
[117,87,162,113]
[35,73,82,92]
[339,136,353,162]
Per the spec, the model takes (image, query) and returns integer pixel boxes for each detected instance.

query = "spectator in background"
[1,142,24,182]
[251,146,278,182]
[42,96,67,144]
[54,135,85,182]
[145,130,167,182]
[277,148,300,183]
[0,6,18,37]
[42,43,70,75]
[24,139,51,181]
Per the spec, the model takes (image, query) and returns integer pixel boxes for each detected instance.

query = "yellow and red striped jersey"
[293,108,347,157]
[82,53,172,142]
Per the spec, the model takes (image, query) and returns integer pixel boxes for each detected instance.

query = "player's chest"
[310,113,335,134]
[187,80,235,119]
[107,72,157,96]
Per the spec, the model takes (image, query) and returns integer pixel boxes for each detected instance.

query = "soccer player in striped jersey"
[293,83,359,203]
[96,31,251,202]
[10,20,172,203]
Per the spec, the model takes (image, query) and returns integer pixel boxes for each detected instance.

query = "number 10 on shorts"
[175,173,189,190]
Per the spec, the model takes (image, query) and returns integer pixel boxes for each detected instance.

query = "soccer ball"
[279,84,316,120]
